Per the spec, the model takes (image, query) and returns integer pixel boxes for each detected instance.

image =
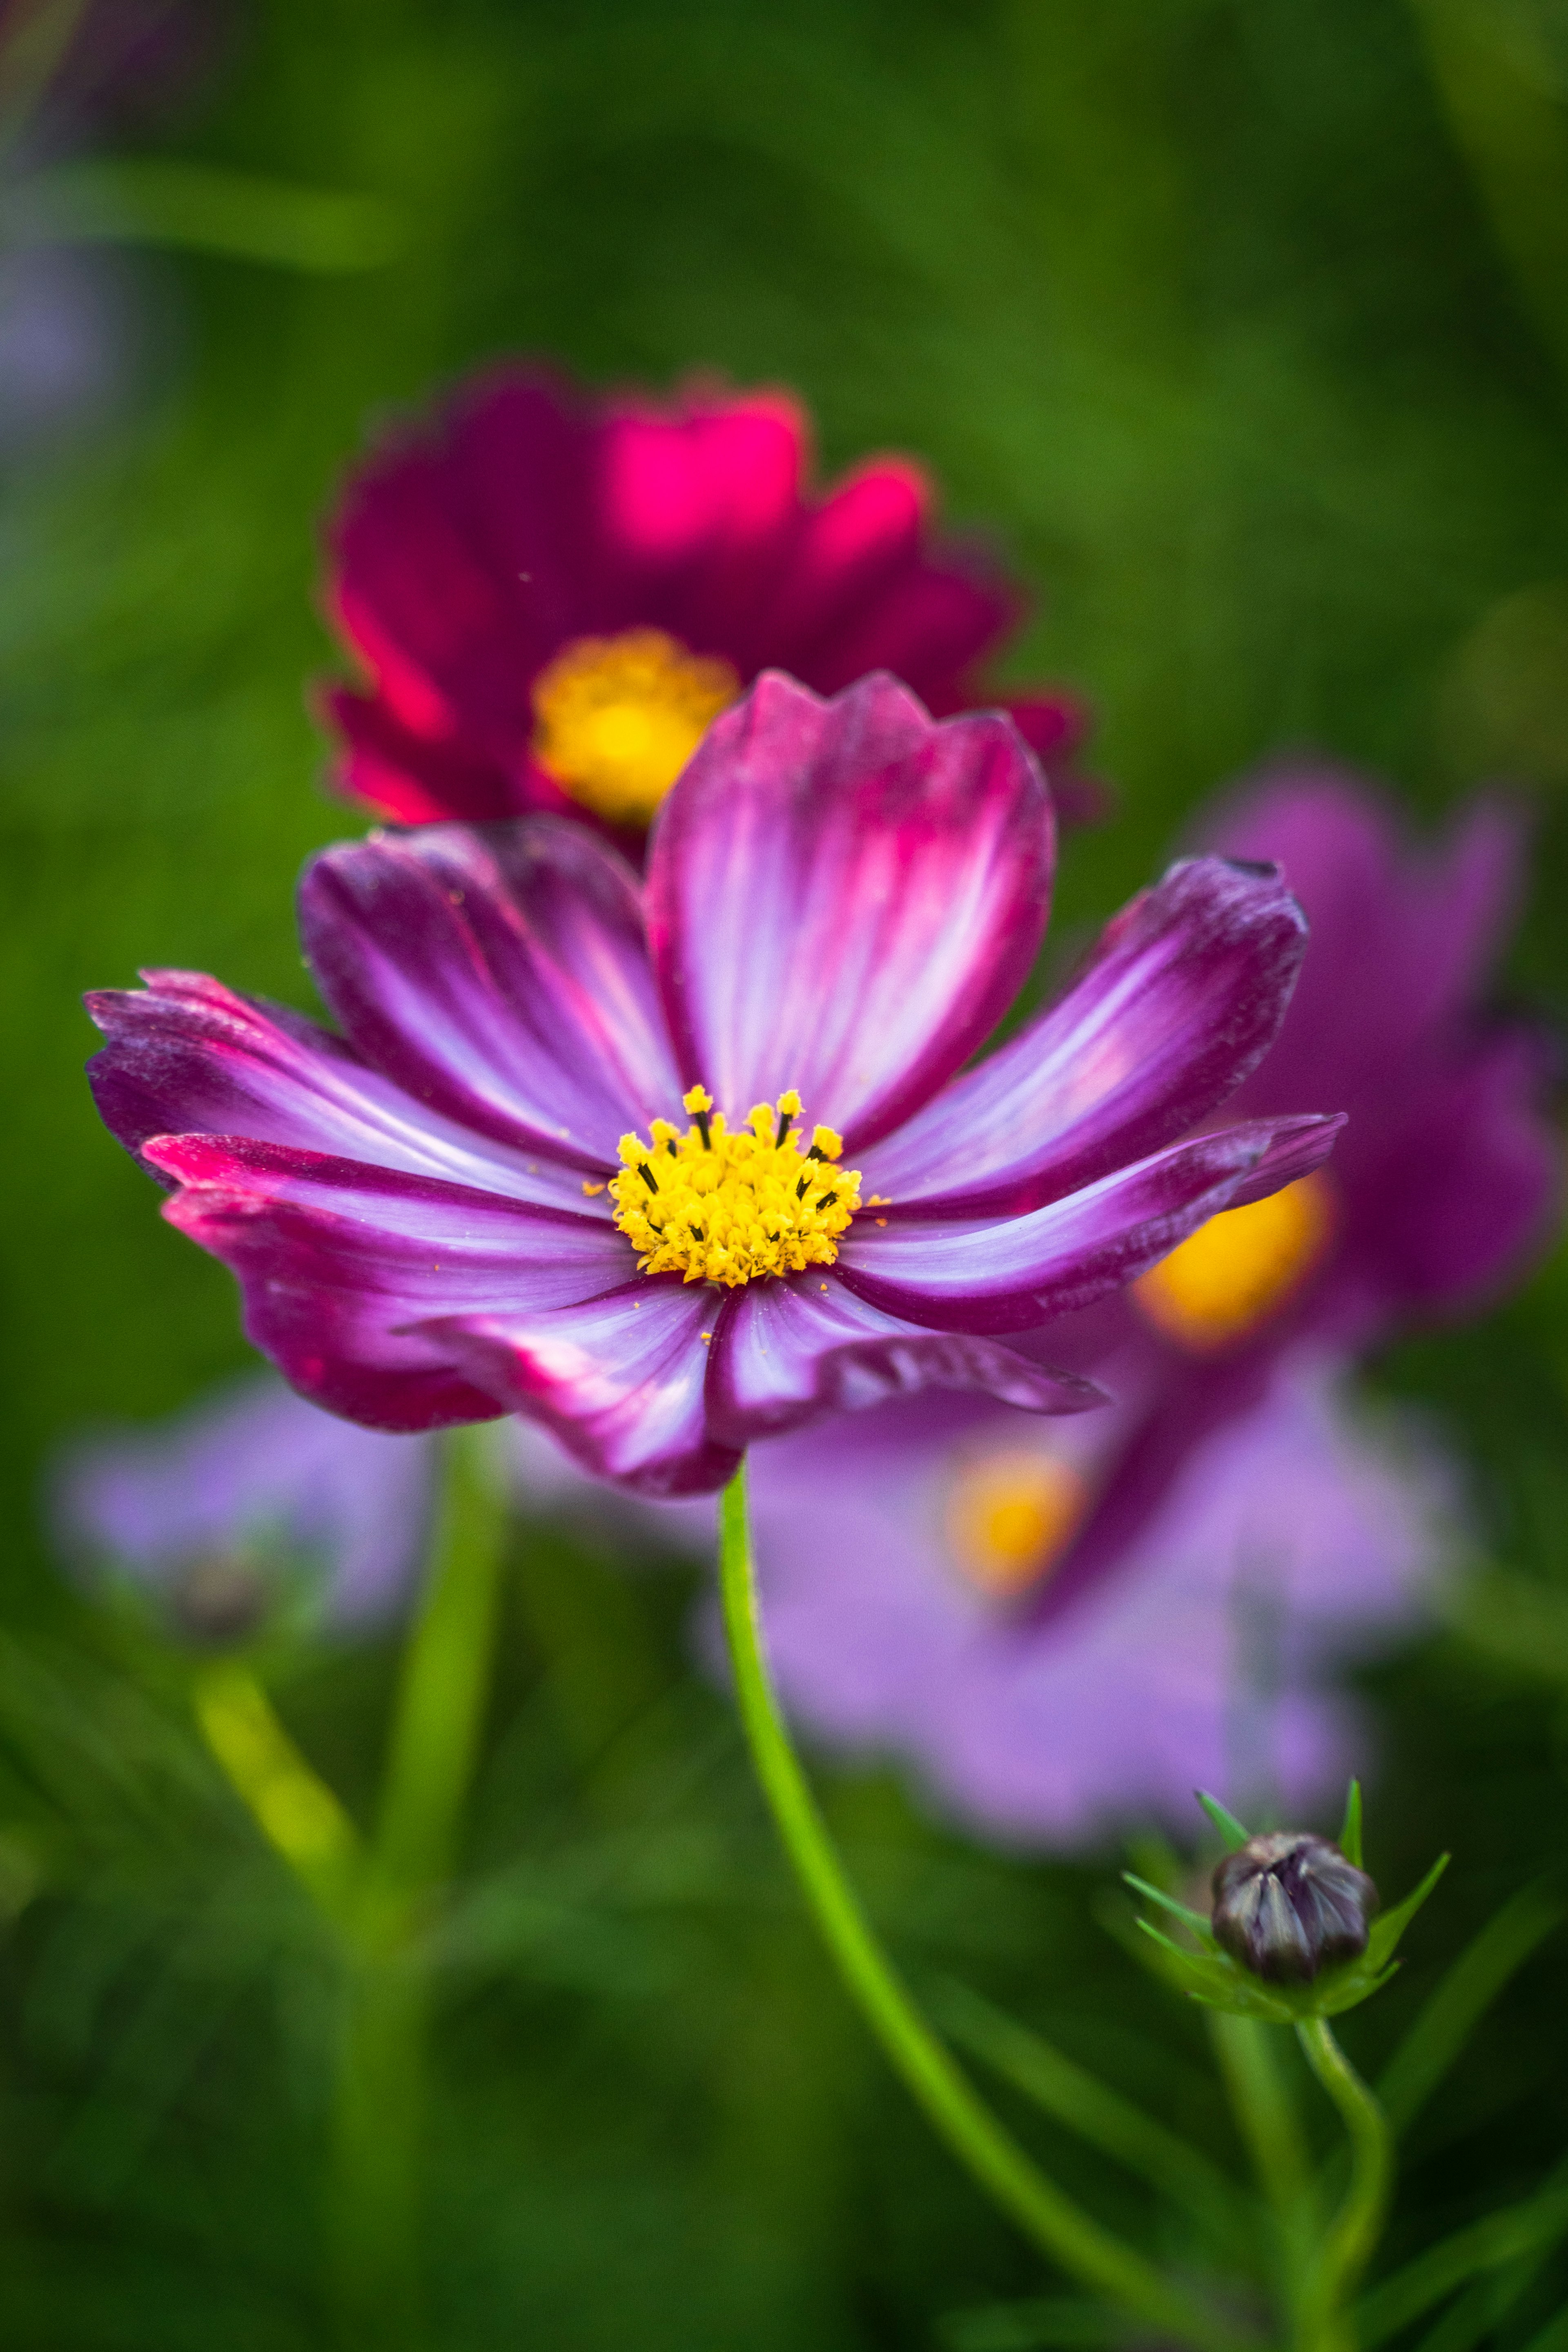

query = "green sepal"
[1363,1853,1450,1969]
[1339,1779,1364,1869]
[1195,1791,1251,1851]
[1121,1872,1216,1943]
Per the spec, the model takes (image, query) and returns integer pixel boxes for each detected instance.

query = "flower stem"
[717,1461,1251,2352]
[1208,2012,1317,2335]
[1295,2015,1394,2352]
[193,1656,362,1927]
[327,1423,508,2350]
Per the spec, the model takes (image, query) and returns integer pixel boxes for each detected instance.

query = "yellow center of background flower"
[1131,1170,1336,1353]
[944,1452,1089,1599]
[530,627,742,823]
[609,1087,862,1287]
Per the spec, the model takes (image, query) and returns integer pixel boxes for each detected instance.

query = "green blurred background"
[7,0,1568,2343]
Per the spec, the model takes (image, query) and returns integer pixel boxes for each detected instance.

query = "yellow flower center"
[609,1087,862,1287]
[944,1450,1089,1600]
[1131,1170,1336,1354]
[530,627,742,823]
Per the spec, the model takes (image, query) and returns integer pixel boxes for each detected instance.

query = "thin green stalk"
[193,1657,361,1927]
[717,1463,1253,2352]
[1208,2012,1317,2335]
[328,1423,509,2350]
[1296,2016,1394,2352]
[942,1978,1257,2263]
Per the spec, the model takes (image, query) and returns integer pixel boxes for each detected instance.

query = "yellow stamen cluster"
[530,626,742,823]
[1132,1170,1336,1354]
[943,1450,1088,1600]
[609,1086,861,1287]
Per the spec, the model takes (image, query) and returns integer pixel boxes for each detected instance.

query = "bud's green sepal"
[1124,1784,1448,2024]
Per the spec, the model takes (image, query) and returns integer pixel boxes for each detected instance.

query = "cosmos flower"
[679,769,1555,1840]
[723,1356,1453,1843]
[52,1370,434,1641]
[85,672,1339,1498]
[320,368,1098,840]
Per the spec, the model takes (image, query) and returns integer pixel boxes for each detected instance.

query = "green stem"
[1209,2013,1317,2336]
[193,1657,362,1927]
[717,1463,1252,2352]
[1296,2016,1394,2352]
[328,1422,508,2350]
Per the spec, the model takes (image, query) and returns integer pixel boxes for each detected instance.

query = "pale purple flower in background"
[52,1371,434,1639]
[725,1359,1455,1845]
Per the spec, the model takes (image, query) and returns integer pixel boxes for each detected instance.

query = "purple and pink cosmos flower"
[320,368,1098,841]
[689,771,1558,1841]
[85,672,1340,1499]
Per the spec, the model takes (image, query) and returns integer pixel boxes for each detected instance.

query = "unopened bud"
[1211,1832,1378,1984]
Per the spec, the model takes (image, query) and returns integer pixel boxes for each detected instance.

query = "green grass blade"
[1376,1878,1564,2134]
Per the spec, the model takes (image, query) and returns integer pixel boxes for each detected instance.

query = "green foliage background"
[4,0,1568,2343]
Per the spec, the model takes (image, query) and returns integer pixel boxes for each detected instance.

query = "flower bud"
[1211,1832,1378,1984]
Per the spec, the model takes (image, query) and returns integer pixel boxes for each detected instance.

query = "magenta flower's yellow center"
[530,627,742,822]
[1131,1170,1336,1354]
[944,1450,1089,1600]
[609,1087,861,1287]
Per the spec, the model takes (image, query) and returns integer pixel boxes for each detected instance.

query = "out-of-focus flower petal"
[329,373,581,751]
[300,820,681,1167]
[321,682,550,826]
[145,1135,632,1430]
[707,1275,1104,1446]
[646,672,1052,1147]
[1345,1028,1561,1320]
[86,969,596,1212]
[53,1372,434,1630]
[839,1122,1339,1332]
[860,859,1312,1216]
[1208,777,1524,1082]
[722,1357,1453,1847]
[416,1282,736,1496]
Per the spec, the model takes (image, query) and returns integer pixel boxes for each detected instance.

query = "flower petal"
[322,682,538,825]
[707,1275,1105,1446]
[1206,773,1526,1089]
[145,1135,633,1432]
[327,370,586,750]
[86,969,597,1212]
[646,671,1052,1145]
[859,859,1311,1217]
[837,1121,1340,1334]
[301,820,681,1168]
[415,1283,737,1497]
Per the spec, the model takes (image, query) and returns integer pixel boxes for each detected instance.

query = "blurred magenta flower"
[681,770,1557,1839]
[53,1371,434,1640]
[85,673,1339,1497]
[320,367,1098,838]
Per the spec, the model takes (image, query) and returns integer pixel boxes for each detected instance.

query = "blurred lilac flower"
[52,1371,434,1639]
[320,365,1100,840]
[726,1358,1454,1844]
[85,673,1340,1496]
